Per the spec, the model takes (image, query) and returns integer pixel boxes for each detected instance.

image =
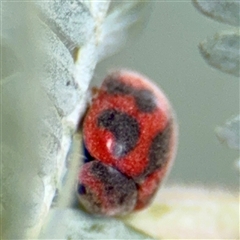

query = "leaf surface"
[1,1,153,239]
[193,0,240,26]
[199,30,240,77]
[216,115,240,150]
[39,209,152,239]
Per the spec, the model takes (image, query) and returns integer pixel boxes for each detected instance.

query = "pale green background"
[95,2,239,189]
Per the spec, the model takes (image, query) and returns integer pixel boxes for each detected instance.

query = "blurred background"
[94,2,239,190]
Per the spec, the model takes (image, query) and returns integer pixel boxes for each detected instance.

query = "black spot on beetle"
[103,76,132,95]
[143,121,172,178]
[90,160,107,178]
[104,77,157,113]
[97,109,140,158]
[90,161,137,209]
[148,122,172,171]
[90,162,136,196]
[134,89,157,112]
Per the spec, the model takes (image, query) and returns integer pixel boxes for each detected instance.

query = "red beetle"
[78,70,177,216]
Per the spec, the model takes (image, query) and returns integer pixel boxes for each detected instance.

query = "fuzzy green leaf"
[1,3,49,238]
[39,209,153,239]
[124,186,239,239]
[199,30,240,77]
[96,1,152,61]
[193,0,240,26]
[216,115,240,150]
[1,1,154,239]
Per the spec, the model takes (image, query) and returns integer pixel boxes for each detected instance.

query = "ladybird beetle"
[77,70,177,216]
